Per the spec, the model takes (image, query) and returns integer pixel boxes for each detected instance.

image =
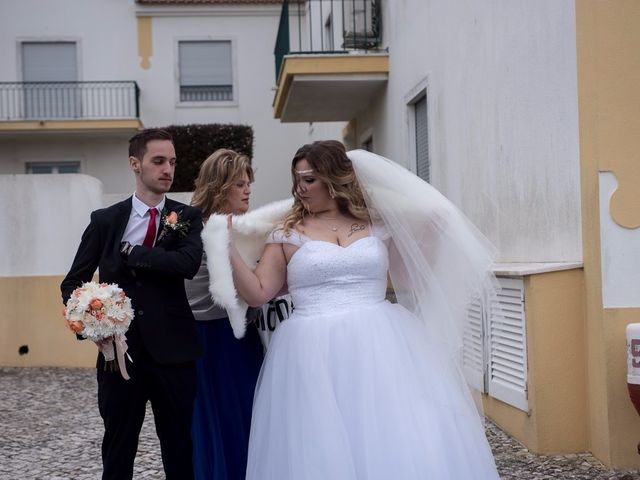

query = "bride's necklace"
[315,213,340,232]
[320,217,339,232]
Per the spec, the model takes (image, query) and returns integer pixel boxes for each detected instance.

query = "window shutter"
[487,277,528,411]
[463,297,486,392]
[414,95,429,182]
[22,42,77,82]
[179,41,233,101]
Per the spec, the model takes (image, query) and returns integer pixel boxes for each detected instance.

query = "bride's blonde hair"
[281,140,369,234]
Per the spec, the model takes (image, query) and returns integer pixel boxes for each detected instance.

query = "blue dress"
[186,256,264,480]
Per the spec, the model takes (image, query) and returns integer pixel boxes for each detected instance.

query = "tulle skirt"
[192,319,264,480]
[246,300,499,480]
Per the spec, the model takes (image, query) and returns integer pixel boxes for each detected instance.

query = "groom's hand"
[120,241,134,258]
[94,338,111,349]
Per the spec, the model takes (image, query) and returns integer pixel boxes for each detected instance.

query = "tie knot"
[148,208,158,220]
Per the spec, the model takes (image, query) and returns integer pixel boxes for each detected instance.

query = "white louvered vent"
[463,297,485,393]
[487,277,528,412]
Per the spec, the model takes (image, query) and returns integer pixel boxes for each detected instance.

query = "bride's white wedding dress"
[245,228,500,479]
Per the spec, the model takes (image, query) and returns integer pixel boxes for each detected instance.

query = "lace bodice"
[269,231,389,314]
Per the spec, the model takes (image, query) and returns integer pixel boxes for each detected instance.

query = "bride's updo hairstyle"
[282,140,369,234]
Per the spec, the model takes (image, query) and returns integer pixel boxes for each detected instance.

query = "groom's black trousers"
[96,338,196,480]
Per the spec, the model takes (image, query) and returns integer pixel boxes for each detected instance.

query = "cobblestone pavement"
[1,368,639,480]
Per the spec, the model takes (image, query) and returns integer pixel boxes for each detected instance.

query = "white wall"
[0,135,135,194]
[0,174,102,276]
[0,0,139,82]
[599,172,640,308]
[0,0,342,206]
[358,0,582,263]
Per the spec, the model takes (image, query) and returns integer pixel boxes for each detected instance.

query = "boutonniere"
[156,208,190,243]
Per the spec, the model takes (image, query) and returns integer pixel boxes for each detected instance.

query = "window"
[414,94,429,182]
[21,42,79,118]
[179,40,233,102]
[26,161,80,174]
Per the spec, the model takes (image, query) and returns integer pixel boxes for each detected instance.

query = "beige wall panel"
[137,16,152,70]
[484,269,587,454]
[0,276,96,368]
[525,270,587,453]
[483,395,536,448]
[576,0,640,466]
[580,1,640,229]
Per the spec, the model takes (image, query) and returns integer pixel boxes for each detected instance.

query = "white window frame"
[25,161,81,174]
[405,77,430,181]
[175,37,238,108]
[17,37,82,82]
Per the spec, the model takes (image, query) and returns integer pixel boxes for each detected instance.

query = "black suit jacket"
[61,197,203,364]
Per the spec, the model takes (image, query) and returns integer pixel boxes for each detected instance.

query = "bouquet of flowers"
[64,282,134,380]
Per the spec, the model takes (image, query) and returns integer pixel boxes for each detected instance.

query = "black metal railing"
[275,0,382,80]
[180,84,232,102]
[0,81,140,121]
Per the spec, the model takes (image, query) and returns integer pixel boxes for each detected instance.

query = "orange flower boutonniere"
[156,208,190,243]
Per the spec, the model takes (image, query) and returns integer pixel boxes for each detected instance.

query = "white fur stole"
[201,199,292,338]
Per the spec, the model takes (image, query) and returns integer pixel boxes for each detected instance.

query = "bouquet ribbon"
[114,333,131,380]
[97,334,131,380]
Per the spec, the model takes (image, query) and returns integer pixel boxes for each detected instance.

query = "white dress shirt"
[121,193,166,246]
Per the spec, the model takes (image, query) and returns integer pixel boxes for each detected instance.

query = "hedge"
[161,123,254,192]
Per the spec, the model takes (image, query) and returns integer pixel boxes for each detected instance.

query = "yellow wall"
[0,276,96,367]
[525,269,588,453]
[137,16,152,70]
[485,269,587,454]
[576,0,640,467]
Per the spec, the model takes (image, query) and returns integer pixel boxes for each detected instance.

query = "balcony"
[0,81,142,134]
[274,0,388,122]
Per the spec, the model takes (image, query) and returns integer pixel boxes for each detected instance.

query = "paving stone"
[1,367,640,479]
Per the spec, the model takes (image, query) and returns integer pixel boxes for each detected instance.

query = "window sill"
[176,100,238,108]
[493,262,583,277]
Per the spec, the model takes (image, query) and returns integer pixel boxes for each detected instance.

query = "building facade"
[0,0,340,205]
[272,0,640,469]
[3,0,640,469]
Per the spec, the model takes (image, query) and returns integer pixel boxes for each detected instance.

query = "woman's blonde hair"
[191,149,254,219]
[282,140,369,234]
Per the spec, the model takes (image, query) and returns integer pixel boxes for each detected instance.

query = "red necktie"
[142,208,158,247]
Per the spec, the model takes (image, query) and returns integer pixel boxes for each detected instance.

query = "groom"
[61,128,203,479]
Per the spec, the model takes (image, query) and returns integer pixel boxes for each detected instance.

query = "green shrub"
[162,123,254,192]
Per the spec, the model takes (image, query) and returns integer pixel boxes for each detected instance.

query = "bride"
[211,140,500,479]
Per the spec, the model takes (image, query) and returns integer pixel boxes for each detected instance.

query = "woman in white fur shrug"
[185,149,265,480]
